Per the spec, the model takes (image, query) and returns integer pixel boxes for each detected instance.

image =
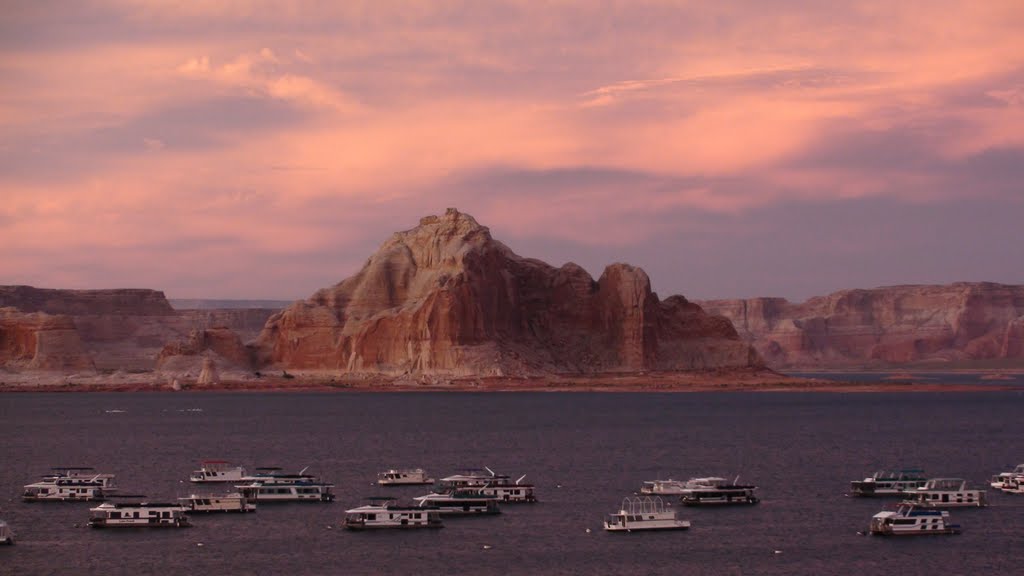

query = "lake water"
[2,391,1023,575]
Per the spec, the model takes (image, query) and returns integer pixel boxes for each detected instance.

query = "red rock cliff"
[0,308,96,371]
[700,283,1024,368]
[256,209,761,376]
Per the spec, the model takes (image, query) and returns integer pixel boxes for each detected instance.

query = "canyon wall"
[0,286,277,373]
[700,283,1024,368]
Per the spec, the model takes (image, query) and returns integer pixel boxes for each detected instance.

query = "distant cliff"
[0,286,175,316]
[256,209,761,376]
[0,286,275,373]
[700,283,1024,368]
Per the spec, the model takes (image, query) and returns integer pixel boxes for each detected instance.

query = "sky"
[2,1,1023,303]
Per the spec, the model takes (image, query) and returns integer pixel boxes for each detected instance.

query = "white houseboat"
[345,497,444,529]
[413,490,501,515]
[377,469,435,486]
[23,478,107,502]
[869,504,961,536]
[438,468,502,489]
[990,464,1024,489]
[45,467,116,489]
[242,466,318,483]
[179,493,255,513]
[903,478,987,508]
[190,461,248,483]
[0,520,13,545]
[999,477,1024,494]
[604,496,690,532]
[472,476,537,503]
[851,469,928,496]
[236,480,335,502]
[88,502,191,528]
[678,477,759,506]
[436,468,535,501]
[640,479,690,496]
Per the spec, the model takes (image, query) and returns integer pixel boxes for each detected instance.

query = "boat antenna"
[485,466,495,477]
[299,466,310,476]
[516,474,527,485]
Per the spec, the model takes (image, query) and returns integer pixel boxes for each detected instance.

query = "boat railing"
[619,496,666,515]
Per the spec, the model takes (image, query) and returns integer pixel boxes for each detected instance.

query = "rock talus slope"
[256,209,761,376]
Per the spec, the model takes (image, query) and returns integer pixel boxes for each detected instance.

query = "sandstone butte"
[254,208,763,377]
[699,283,1024,368]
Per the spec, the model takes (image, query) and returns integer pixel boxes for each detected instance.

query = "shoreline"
[2,369,1021,394]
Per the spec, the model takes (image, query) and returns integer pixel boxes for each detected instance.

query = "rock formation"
[700,283,1024,368]
[0,286,175,316]
[197,356,220,385]
[0,286,276,373]
[156,328,252,369]
[0,308,95,371]
[256,208,761,376]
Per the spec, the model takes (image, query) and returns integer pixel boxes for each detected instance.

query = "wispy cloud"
[1,1,1023,299]
[176,49,360,112]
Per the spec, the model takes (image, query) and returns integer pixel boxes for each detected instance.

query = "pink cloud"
[1,1,1023,297]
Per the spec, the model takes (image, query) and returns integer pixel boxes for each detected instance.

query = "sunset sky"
[2,1,1023,302]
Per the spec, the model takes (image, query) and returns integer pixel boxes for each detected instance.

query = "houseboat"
[179,492,255,513]
[990,464,1024,489]
[678,477,759,506]
[999,477,1024,494]
[377,468,435,486]
[23,478,107,502]
[413,490,501,515]
[851,469,928,496]
[88,502,191,528]
[45,467,116,489]
[438,468,502,489]
[242,466,318,483]
[640,479,690,496]
[236,480,335,502]
[0,520,13,545]
[472,476,537,503]
[903,478,987,508]
[604,496,690,532]
[345,497,444,529]
[190,461,248,483]
[869,504,961,536]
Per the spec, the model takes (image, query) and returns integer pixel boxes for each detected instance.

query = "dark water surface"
[2,391,1023,575]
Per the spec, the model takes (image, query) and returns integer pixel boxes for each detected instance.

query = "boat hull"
[604,521,690,532]
[89,519,191,528]
[345,521,444,530]
[680,494,759,506]
[870,523,961,536]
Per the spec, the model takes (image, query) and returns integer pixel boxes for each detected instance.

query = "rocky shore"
[1,369,1018,394]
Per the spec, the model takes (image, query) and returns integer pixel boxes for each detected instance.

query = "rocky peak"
[257,209,761,376]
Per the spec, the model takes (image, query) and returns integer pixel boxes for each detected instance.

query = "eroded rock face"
[256,208,761,375]
[700,283,1024,367]
[156,328,252,369]
[0,308,95,371]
